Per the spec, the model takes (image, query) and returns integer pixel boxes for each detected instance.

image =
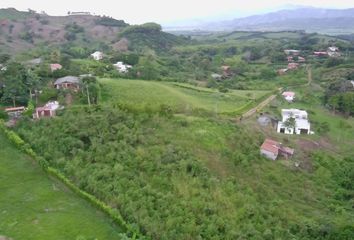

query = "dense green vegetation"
[15,103,353,239]
[0,131,125,240]
[117,23,190,52]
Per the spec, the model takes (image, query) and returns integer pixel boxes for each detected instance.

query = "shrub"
[0,109,8,120]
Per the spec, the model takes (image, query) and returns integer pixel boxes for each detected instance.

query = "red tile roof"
[50,63,62,71]
[261,139,280,155]
[5,106,25,112]
[282,91,295,97]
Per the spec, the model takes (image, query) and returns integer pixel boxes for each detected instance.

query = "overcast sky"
[1,0,354,24]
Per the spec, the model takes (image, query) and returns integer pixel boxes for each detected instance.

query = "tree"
[0,62,28,106]
[25,69,41,102]
[283,116,296,132]
[81,76,100,105]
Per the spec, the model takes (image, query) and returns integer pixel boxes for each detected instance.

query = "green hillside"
[0,132,124,240]
[14,79,353,239]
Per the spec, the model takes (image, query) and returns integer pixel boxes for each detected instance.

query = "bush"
[0,109,8,120]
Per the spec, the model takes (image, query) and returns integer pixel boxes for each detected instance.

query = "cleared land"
[0,132,124,240]
[100,78,271,115]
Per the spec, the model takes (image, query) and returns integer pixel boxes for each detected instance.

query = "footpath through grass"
[0,132,124,240]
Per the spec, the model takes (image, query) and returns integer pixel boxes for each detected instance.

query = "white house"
[284,49,300,55]
[91,51,104,61]
[282,91,295,102]
[113,61,132,73]
[277,109,311,134]
[327,46,341,57]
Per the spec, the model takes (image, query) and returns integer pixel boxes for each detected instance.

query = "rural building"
[284,49,300,55]
[211,73,222,81]
[277,109,311,134]
[313,51,328,57]
[260,138,294,160]
[277,68,288,75]
[287,63,299,70]
[287,56,293,62]
[91,51,104,60]
[328,46,339,52]
[68,11,91,16]
[298,56,306,62]
[221,65,232,78]
[4,106,26,118]
[26,58,43,66]
[54,76,80,91]
[50,63,62,72]
[113,61,132,73]
[327,46,341,57]
[33,101,60,119]
[282,91,295,102]
[0,64,6,71]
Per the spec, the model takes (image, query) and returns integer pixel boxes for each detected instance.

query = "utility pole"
[86,84,91,106]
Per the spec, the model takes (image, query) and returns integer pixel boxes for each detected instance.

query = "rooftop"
[54,76,80,85]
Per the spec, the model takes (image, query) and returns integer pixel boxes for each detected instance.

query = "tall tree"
[0,62,28,106]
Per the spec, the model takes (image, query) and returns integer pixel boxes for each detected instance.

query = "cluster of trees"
[0,62,42,106]
[325,79,354,116]
[95,17,128,27]
[64,22,85,41]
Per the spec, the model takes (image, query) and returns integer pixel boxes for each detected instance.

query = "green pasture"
[100,78,271,115]
[0,132,124,240]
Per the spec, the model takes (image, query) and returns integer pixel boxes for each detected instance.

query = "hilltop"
[0,8,188,54]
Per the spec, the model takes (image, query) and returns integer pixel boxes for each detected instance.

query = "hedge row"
[0,120,145,240]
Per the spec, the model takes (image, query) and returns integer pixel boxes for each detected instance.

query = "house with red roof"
[50,63,62,72]
[282,91,295,102]
[260,139,294,160]
[287,63,299,70]
[33,101,61,119]
[314,51,328,57]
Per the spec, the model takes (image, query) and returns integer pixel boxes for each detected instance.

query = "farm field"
[0,132,124,240]
[100,78,271,115]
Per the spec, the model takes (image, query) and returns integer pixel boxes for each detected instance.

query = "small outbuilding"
[282,91,295,102]
[260,138,294,160]
[91,51,104,61]
[5,106,26,118]
[33,101,61,119]
[50,63,62,72]
[54,76,80,91]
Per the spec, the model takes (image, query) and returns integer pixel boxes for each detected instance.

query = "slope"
[0,132,124,240]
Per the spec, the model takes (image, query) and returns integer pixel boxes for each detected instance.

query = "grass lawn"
[100,78,271,115]
[0,132,124,240]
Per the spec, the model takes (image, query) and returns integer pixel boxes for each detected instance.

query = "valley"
[0,6,353,240]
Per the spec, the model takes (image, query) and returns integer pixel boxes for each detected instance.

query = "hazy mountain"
[166,7,354,35]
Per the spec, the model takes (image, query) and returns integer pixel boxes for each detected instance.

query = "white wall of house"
[277,109,311,135]
[260,149,278,160]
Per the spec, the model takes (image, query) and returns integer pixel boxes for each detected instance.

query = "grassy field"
[100,78,271,115]
[0,132,124,240]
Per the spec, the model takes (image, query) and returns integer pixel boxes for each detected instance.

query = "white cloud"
[1,0,354,24]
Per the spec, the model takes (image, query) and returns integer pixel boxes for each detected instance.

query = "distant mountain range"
[165,7,354,35]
